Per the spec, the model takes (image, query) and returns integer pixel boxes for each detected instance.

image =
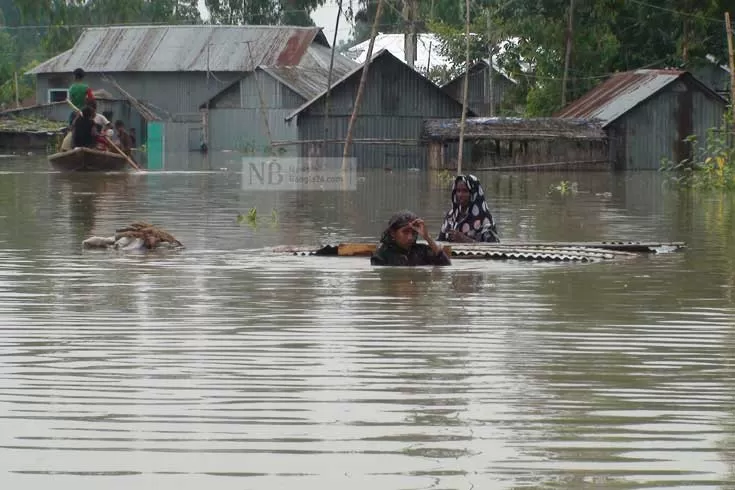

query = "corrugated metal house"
[199,38,357,153]
[556,69,727,170]
[441,60,518,116]
[25,25,359,154]
[284,49,475,170]
[344,33,522,116]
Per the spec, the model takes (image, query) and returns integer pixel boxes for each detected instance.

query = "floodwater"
[1,153,734,490]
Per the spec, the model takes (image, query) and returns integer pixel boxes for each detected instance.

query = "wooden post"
[457,0,471,174]
[726,12,735,115]
[561,0,574,107]
[14,72,19,108]
[342,0,384,171]
[324,0,343,156]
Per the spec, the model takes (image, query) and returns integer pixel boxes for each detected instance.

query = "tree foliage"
[204,0,325,25]
[344,0,735,116]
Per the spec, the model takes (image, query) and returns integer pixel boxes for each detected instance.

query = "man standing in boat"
[68,68,94,127]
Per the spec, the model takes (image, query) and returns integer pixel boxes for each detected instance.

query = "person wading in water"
[437,174,499,243]
[371,210,451,266]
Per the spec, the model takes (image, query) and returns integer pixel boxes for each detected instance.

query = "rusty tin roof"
[263,44,359,100]
[27,25,329,74]
[554,69,697,126]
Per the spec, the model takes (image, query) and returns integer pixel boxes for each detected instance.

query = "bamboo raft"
[275,241,686,263]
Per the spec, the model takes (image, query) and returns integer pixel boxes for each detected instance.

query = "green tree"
[204,0,325,25]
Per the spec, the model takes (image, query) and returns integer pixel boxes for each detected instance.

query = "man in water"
[371,210,451,266]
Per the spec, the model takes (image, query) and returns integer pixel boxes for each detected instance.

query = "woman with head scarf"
[437,174,499,243]
[371,210,451,266]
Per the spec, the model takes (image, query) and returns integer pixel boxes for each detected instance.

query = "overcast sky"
[196,0,353,44]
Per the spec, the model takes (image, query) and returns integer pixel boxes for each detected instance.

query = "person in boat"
[437,174,500,243]
[72,106,100,149]
[68,68,95,127]
[113,120,133,158]
[371,210,451,266]
[129,128,137,148]
[86,100,112,151]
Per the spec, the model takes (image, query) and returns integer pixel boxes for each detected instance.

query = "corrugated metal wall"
[37,72,242,118]
[240,71,305,109]
[619,79,725,170]
[296,56,466,169]
[208,108,298,153]
[442,66,514,115]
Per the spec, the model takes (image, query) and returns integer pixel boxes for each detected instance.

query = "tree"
[204,0,325,26]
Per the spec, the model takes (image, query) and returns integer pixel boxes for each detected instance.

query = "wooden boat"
[48,147,130,172]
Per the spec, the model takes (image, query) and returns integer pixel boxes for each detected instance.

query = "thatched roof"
[422,117,607,142]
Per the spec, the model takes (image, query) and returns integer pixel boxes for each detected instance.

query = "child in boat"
[72,106,99,149]
[437,174,500,243]
[86,100,112,151]
[68,68,94,127]
[113,120,133,157]
[371,210,451,266]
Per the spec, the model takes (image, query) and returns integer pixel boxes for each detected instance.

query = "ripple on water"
[1,168,734,489]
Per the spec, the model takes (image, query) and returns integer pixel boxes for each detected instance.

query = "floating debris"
[83,222,183,252]
[276,241,686,263]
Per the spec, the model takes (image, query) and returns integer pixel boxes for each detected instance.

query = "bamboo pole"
[341,0,384,171]
[726,12,735,116]
[486,11,494,116]
[323,0,343,156]
[457,0,471,174]
[246,41,273,152]
[14,72,19,108]
[561,0,574,107]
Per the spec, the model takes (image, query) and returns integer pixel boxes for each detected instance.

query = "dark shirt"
[72,118,96,148]
[370,242,452,266]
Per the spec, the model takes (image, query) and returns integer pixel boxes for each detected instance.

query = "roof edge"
[285,49,478,122]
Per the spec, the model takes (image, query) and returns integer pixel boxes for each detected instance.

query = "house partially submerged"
[284,49,475,170]
[25,25,359,160]
[421,117,608,170]
[556,69,727,170]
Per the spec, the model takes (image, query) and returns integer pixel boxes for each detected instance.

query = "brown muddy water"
[0,155,734,490]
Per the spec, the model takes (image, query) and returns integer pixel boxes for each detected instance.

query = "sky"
[196,0,354,45]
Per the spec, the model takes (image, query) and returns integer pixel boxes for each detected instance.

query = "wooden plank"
[338,243,376,256]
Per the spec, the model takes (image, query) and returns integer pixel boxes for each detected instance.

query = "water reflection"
[0,158,734,489]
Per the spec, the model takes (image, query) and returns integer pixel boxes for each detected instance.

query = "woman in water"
[437,174,500,243]
[371,210,451,266]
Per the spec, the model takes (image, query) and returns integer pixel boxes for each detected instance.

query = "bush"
[660,109,735,190]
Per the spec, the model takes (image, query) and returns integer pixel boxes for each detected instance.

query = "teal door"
[147,121,165,170]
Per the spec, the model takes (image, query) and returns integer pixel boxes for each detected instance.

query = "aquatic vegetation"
[548,180,578,196]
[660,110,735,190]
[236,140,287,156]
[435,169,455,186]
[236,207,279,229]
